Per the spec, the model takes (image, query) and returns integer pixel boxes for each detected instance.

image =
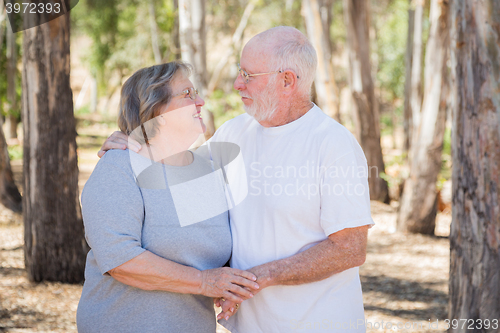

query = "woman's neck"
[140,138,193,166]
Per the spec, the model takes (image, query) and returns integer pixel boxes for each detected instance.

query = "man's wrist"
[249,265,275,289]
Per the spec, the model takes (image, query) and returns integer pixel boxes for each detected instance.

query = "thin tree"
[408,0,424,155]
[207,0,256,95]
[0,2,22,213]
[179,0,215,139]
[397,0,449,235]
[22,7,87,282]
[343,0,389,203]
[403,1,415,154]
[148,0,162,64]
[303,0,340,121]
[0,115,22,213]
[449,0,500,328]
[6,24,19,140]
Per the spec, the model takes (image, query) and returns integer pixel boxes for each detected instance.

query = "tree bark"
[0,116,22,213]
[148,0,162,64]
[409,0,424,158]
[90,74,98,113]
[303,0,340,122]
[0,2,19,214]
[397,0,449,235]
[343,0,389,203]
[0,4,5,49]
[172,0,181,60]
[449,0,500,329]
[179,0,215,140]
[6,24,19,140]
[22,8,88,283]
[403,3,415,154]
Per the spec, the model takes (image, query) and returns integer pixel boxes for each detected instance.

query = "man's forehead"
[240,41,271,69]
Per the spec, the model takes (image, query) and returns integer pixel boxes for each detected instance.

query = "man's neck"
[258,100,314,128]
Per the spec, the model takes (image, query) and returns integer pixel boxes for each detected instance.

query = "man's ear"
[282,70,298,91]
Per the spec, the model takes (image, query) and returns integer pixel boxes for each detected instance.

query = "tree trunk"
[449,0,500,329]
[0,0,5,42]
[22,9,88,283]
[397,0,449,235]
[6,24,19,140]
[172,0,181,60]
[0,1,20,213]
[403,3,415,154]
[179,0,215,139]
[343,0,389,203]
[207,0,256,95]
[90,74,98,113]
[409,0,424,158]
[303,0,340,122]
[148,0,162,64]
[0,116,22,213]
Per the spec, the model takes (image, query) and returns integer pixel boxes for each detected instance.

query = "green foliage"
[331,0,346,49]
[206,89,245,129]
[440,126,452,180]
[7,144,22,161]
[71,0,178,98]
[374,0,409,101]
[0,21,22,119]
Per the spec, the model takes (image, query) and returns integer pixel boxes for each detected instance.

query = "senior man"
[99,26,374,333]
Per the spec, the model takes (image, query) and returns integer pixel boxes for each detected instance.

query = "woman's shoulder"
[94,149,135,174]
[84,150,135,193]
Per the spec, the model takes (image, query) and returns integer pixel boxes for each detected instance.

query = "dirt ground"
[0,119,452,332]
[0,201,452,333]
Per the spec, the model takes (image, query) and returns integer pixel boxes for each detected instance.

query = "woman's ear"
[157,114,166,126]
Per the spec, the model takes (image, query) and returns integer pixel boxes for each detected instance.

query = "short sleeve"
[81,153,146,275]
[319,148,375,236]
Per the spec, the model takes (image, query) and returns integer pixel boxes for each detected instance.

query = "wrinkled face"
[160,74,206,136]
[234,41,281,123]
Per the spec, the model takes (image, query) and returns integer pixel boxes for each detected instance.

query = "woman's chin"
[199,120,207,134]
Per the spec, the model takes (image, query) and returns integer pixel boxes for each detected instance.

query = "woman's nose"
[195,94,205,107]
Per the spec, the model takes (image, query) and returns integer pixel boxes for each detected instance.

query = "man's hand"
[242,225,369,288]
[215,266,269,321]
[199,267,259,303]
[97,131,142,158]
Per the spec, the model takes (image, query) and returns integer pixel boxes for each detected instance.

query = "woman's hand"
[97,131,142,158]
[216,298,241,321]
[199,267,259,303]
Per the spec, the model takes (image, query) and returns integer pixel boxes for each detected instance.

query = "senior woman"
[76,61,258,333]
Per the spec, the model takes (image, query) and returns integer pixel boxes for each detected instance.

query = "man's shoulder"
[309,107,357,144]
[309,106,366,162]
[212,113,254,140]
[220,113,253,130]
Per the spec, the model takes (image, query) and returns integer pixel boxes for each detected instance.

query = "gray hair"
[262,26,317,97]
[118,61,192,144]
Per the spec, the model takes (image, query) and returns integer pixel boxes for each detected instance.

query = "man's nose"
[234,73,246,91]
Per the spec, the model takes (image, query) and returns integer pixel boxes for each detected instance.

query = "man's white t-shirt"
[209,105,374,333]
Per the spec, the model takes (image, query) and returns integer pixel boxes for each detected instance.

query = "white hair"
[260,26,317,97]
[243,75,280,122]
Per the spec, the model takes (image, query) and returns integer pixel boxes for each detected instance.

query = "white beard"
[243,77,280,123]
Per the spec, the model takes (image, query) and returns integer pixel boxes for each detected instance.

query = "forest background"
[0,0,499,332]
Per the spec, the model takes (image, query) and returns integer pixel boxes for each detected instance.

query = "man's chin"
[243,105,257,119]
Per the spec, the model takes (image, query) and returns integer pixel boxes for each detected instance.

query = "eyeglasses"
[237,63,283,84]
[174,87,199,100]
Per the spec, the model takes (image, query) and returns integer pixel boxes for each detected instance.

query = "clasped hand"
[199,267,259,303]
